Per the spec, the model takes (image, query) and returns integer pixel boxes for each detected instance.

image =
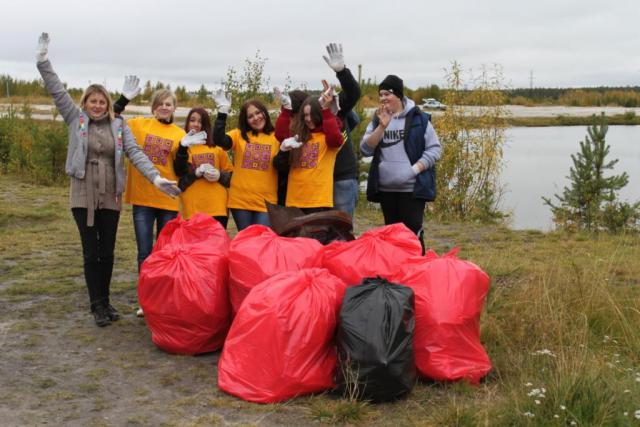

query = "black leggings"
[214,216,228,229]
[72,208,120,311]
[378,192,426,252]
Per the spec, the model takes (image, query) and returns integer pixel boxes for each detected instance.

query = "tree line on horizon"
[2,74,640,108]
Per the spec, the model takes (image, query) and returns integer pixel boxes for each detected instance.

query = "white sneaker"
[136,307,144,317]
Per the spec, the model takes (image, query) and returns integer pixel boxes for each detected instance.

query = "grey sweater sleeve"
[419,122,442,169]
[36,59,79,125]
[359,121,377,157]
[121,120,160,182]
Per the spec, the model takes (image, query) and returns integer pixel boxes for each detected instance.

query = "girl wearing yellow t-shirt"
[174,107,233,228]
[212,93,279,231]
[273,93,344,214]
[113,88,185,272]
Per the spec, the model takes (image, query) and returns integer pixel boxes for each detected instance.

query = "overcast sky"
[2,0,639,93]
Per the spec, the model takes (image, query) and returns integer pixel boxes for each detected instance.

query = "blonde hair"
[80,84,113,119]
[150,89,177,121]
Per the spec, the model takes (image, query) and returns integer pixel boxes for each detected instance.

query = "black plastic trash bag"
[336,277,416,402]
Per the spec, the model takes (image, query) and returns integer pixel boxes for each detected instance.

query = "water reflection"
[501,126,640,230]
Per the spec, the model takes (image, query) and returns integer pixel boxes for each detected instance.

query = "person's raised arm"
[173,131,207,177]
[323,43,361,117]
[35,33,78,125]
[360,107,391,157]
[273,87,293,142]
[113,75,141,115]
[212,89,233,150]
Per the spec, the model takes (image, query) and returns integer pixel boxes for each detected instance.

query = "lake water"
[502,126,640,230]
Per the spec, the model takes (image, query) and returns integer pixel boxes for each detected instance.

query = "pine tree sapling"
[543,113,638,232]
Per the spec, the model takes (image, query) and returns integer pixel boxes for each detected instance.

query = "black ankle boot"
[106,303,120,321]
[92,304,111,327]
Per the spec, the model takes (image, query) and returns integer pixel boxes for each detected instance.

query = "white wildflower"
[532,349,556,357]
[570,421,577,426]
[554,414,560,418]
[603,335,610,342]
[624,389,630,393]
[623,412,628,416]
[635,376,640,383]
[523,411,535,418]
[635,409,640,420]
[535,399,541,405]
[525,382,533,387]
[560,405,566,410]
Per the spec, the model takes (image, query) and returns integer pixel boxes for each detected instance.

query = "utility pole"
[358,64,362,86]
[5,80,9,98]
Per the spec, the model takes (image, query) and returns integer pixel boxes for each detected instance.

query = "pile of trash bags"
[138,215,492,403]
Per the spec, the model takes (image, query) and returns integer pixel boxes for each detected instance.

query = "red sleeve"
[274,107,292,142]
[321,109,344,148]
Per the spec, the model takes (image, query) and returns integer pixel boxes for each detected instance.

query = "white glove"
[280,135,303,152]
[153,176,181,197]
[122,75,141,100]
[322,43,345,72]
[195,164,207,177]
[180,130,207,147]
[203,166,220,182]
[411,162,425,175]
[273,87,292,110]
[214,89,231,114]
[36,32,50,62]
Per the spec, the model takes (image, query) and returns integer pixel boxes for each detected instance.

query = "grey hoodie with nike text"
[360,98,441,192]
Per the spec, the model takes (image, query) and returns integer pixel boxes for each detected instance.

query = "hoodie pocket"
[378,160,416,188]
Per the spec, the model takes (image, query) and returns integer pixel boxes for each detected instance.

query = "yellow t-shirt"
[180,145,233,219]
[124,117,185,211]
[226,129,279,212]
[286,132,339,208]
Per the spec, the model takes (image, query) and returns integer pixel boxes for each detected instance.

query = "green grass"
[1,174,639,426]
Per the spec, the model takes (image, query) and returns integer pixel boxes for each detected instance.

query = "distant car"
[421,98,447,110]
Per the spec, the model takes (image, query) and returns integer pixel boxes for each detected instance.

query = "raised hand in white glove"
[180,130,207,147]
[214,89,231,114]
[273,87,292,110]
[322,43,345,72]
[153,176,181,197]
[36,32,50,62]
[280,135,303,152]
[122,75,141,100]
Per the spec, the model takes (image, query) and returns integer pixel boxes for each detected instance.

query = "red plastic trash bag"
[322,223,422,286]
[218,268,346,403]
[154,213,230,253]
[389,248,491,383]
[228,225,323,313]
[138,242,230,355]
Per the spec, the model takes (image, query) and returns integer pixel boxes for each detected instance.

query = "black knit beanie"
[379,75,404,100]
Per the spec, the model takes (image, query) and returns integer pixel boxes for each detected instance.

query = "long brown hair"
[290,96,323,143]
[238,99,274,142]
[184,107,213,147]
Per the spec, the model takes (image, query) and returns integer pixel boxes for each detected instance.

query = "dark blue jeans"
[132,205,177,271]
[230,209,270,232]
